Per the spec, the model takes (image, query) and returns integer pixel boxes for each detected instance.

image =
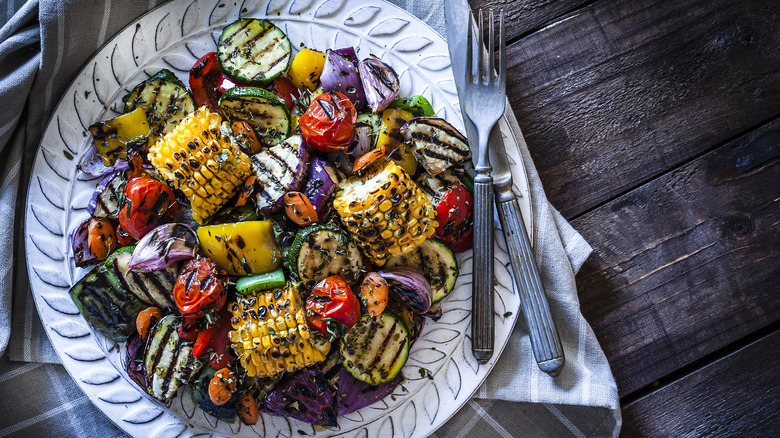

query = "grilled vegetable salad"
[70,17,474,428]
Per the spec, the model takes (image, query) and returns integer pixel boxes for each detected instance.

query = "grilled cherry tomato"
[284,192,318,226]
[179,315,202,342]
[115,222,135,246]
[305,275,361,341]
[299,91,357,153]
[189,52,223,112]
[267,77,299,110]
[434,182,474,252]
[87,218,117,261]
[192,308,236,369]
[172,257,227,319]
[118,176,177,240]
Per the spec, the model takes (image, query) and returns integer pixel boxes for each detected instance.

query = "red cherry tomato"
[299,91,357,153]
[189,52,223,112]
[118,177,177,240]
[434,182,473,252]
[305,275,361,341]
[115,222,135,247]
[192,308,236,369]
[179,315,202,342]
[267,77,299,109]
[172,257,227,319]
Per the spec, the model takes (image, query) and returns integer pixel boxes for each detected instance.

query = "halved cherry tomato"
[115,223,134,246]
[87,218,117,261]
[359,272,389,316]
[235,175,257,208]
[434,182,473,252]
[299,91,357,153]
[172,257,227,318]
[231,121,262,154]
[189,52,223,112]
[192,308,236,369]
[284,191,318,226]
[267,77,299,109]
[352,146,386,173]
[118,176,177,240]
[305,275,361,341]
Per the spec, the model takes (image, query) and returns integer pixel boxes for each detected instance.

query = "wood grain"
[502,0,780,218]
[469,0,590,40]
[572,118,780,395]
[621,330,780,437]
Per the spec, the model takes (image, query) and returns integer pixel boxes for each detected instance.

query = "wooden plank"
[571,119,780,396]
[621,330,780,437]
[503,0,780,217]
[469,0,590,40]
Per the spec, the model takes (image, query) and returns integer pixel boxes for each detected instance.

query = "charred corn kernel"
[227,283,330,378]
[333,160,437,265]
[148,106,252,223]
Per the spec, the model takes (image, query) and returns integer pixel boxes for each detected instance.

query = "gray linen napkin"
[0,1,620,436]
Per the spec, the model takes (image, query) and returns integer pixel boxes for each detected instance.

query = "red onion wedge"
[72,219,97,268]
[303,157,340,215]
[77,142,130,177]
[128,223,199,272]
[359,56,400,113]
[321,49,366,111]
[378,267,432,313]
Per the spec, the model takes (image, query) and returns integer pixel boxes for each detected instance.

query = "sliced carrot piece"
[359,272,389,316]
[284,191,319,226]
[235,175,257,207]
[352,145,386,174]
[87,219,117,261]
[232,121,262,154]
[237,391,259,425]
[209,368,237,406]
[136,307,163,340]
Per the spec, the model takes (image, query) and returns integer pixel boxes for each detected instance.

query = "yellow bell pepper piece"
[376,108,418,175]
[288,48,326,91]
[88,108,151,166]
[197,221,282,276]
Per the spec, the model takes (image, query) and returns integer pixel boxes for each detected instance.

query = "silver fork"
[463,9,505,363]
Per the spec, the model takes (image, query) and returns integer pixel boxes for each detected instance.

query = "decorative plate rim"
[24,1,532,437]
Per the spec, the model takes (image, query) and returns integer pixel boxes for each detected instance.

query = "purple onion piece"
[72,219,97,268]
[127,223,199,272]
[77,142,131,177]
[303,157,339,215]
[378,267,433,313]
[321,49,366,110]
[359,56,400,113]
[125,333,148,390]
[333,47,359,67]
[262,366,337,427]
[335,366,403,416]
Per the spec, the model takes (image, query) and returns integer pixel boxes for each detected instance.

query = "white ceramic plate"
[24,0,532,437]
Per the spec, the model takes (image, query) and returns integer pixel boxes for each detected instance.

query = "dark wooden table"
[469,0,780,435]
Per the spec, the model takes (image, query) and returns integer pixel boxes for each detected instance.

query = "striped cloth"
[0,1,621,437]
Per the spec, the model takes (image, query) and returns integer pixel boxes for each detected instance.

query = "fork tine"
[488,10,495,85]
[477,9,484,84]
[466,13,473,83]
[498,9,506,91]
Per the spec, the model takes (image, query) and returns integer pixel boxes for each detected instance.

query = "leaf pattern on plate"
[26,1,530,437]
[50,320,91,338]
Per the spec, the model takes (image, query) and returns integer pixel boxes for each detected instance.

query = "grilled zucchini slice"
[110,250,179,308]
[219,87,291,147]
[144,314,203,402]
[217,18,292,85]
[285,223,365,289]
[385,238,458,303]
[124,69,195,142]
[340,312,410,385]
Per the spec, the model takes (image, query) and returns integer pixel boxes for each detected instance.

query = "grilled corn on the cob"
[148,106,252,223]
[333,160,437,265]
[227,282,330,378]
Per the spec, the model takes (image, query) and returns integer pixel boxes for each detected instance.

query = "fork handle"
[472,172,494,363]
[495,189,565,377]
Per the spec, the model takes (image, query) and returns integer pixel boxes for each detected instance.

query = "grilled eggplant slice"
[144,314,203,402]
[402,117,470,176]
[340,312,410,385]
[88,170,127,219]
[385,239,458,303]
[219,87,291,147]
[109,249,178,308]
[250,134,310,213]
[68,263,147,341]
[124,69,195,143]
[217,19,292,86]
[285,223,365,289]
